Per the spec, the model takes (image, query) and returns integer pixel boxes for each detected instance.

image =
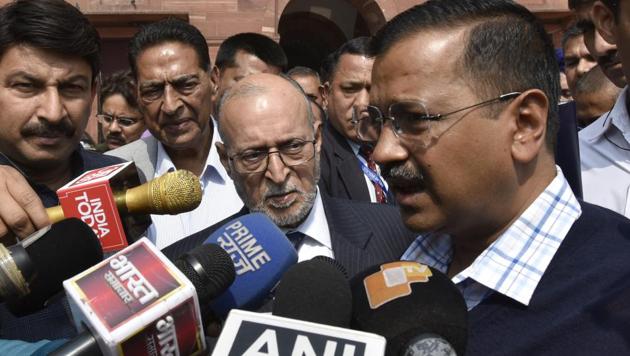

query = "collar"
[402,166,582,307]
[347,138,361,156]
[154,124,229,183]
[581,86,630,143]
[284,189,332,250]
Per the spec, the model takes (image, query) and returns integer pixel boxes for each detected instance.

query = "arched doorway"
[278,0,386,71]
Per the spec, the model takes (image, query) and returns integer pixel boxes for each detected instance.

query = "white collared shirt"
[284,190,334,262]
[403,167,581,310]
[147,128,243,248]
[347,139,389,203]
[579,86,630,218]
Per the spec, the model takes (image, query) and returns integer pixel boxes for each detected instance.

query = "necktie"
[286,231,306,251]
[359,145,388,204]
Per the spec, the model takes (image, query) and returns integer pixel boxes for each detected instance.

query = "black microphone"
[51,243,236,356]
[0,218,103,314]
[351,261,468,356]
[272,256,352,327]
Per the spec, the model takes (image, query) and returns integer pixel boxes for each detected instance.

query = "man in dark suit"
[319,37,390,204]
[163,73,415,278]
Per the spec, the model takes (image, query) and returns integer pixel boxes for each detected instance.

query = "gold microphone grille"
[150,170,202,214]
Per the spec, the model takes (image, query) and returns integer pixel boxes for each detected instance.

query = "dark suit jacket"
[319,122,372,203]
[162,195,416,278]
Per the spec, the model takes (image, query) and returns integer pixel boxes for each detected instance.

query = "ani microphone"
[351,261,468,356]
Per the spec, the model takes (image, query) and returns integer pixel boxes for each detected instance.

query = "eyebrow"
[6,71,89,85]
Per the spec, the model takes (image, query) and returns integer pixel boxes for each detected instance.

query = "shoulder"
[324,197,411,230]
[81,148,125,169]
[106,136,156,160]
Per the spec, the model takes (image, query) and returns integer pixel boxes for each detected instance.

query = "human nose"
[576,58,595,77]
[355,88,370,108]
[37,88,66,123]
[264,151,290,184]
[373,123,409,167]
[108,119,122,133]
[162,85,183,115]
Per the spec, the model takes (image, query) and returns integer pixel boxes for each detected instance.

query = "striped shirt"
[402,167,582,310]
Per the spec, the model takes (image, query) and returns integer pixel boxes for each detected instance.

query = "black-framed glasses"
[228,138,317,173]
[355,92,522,147]
[97,114,141,127]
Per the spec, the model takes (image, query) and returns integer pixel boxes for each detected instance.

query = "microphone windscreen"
[272,256,352,327]
[203,213,297,315]
[174,243,236,303]
[8,218,103,315]
[351,261,467,356]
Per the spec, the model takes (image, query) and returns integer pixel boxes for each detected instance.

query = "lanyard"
[358,159,388,193]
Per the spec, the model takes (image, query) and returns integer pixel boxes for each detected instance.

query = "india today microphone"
[202,213,298,316]
[57,238,236,356]
[218,257,386,356]
[46,163,202,252]
[0,218,103,314]
[351,261,468,356]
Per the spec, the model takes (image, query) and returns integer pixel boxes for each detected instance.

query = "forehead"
[371,28,468,106]
[0,45,92,80]
[564,34,586,52]
[221,87,310,149]
[332,54,374,82]
[231,50,278,75]
[135,42,201,80]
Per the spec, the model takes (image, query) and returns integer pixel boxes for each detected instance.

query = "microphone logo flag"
[363,262,432,309]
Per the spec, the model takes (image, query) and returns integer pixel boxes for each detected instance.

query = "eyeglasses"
[355,92,521,147]
[228,138,317,173]
[97,114,141,127]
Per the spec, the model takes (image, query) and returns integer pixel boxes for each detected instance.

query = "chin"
[399,206,441,234]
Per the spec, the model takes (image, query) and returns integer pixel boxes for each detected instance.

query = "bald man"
[162,73,415,278]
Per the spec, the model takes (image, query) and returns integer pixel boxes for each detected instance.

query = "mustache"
[382,163,424,182]
[21,119,75,138]
[263,181,300,199]
[598,50,620,68]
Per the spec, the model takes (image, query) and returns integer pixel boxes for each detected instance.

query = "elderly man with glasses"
[162,73,416,278]
[357,0,630,354]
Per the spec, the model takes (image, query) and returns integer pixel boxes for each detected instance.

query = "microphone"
[213,310,387,355]
[53,239,236,356]
[46,169,202,222]
[0,218,103,314]
[272,256,352,327]
[350,261,468,356]
[202,213,297,316]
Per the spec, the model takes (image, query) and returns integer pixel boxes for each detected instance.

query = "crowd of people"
[0,0,628,354]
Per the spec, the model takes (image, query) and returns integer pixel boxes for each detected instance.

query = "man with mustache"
[0,0,126,342]
[98,70,146,151]
[362,0,630,353]
[163,73,415,278]
[107,19,243,248]
[569,0,630,218]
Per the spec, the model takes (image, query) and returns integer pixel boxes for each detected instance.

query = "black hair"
[568,0,595,9]
[320,36,373,83]
[128,18,210,78]
[100,70,138,111]
[561,25,585,51]
[372,0,560,150]
[0,0,101,80]
[215,32,287,72]
[287,66,321,83]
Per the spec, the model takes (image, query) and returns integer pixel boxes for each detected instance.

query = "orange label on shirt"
[363,261,432,309]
